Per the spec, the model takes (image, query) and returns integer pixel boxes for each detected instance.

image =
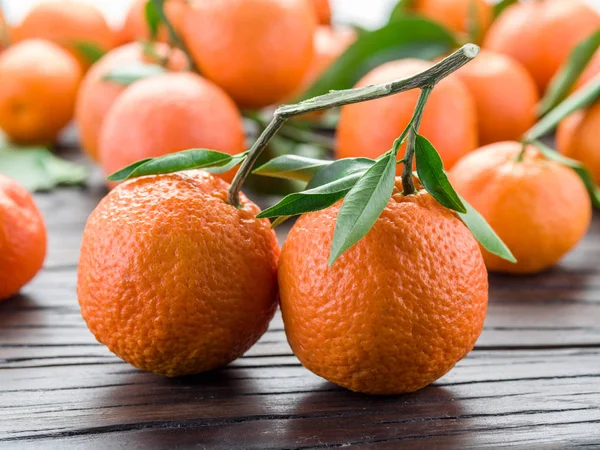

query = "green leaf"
[525,72,600,142]
[107,149,235,182]
[414,134,466,213]
[538,29,600,116]
[253,155,331,182]
[102,63,167,86]
[493,0,518,18]
[457,195,517,263]
[328,152,397,266]
[388,0,416,23]
[72,41,106,65]
[270,216,291,229]
[257,171,365,219]
[205,152,248,175]
[307,157,375,189]
[145,0,162,40]
[301,16,457,100]
[535,140,600,209]
[0,147,87,192]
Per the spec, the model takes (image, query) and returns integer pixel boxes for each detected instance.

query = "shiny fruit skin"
[336,59,478,170]
[449,141,591,274]
[77,170,280,377]
[0,175,47,300]
[279,181,488,394]
[557,102,600,186]
[181,0,316,109]
[99,72,245,183]
[0,39,82,144]
[483,0,600,91]
[455,50,539,145]
[75,42,186,161]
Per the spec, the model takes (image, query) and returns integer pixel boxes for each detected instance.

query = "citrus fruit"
[0,39,82,144]
[181,0,316,108]
[483,0,600,91]
[455,50,539,145]
[118,0,187,45]
[279,178,488,394]
[77,170,280,377]
[336,59,478,170]
[412,0,492,37]
[99,72,245,183]
[0,174,47,301]
[12,0,115,69]
[557,102,600,185]
[449,141,591,274]
[75,42,186,161]
[309,0,331,25]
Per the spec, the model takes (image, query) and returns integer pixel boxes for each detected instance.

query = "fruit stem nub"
[227,44,481,207]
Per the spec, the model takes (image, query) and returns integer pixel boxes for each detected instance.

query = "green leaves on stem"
[102,63,167,86]
[107,149,247,182]
[72,41,106,65]
[538,29,600,116]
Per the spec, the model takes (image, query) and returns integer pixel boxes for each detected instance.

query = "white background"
[3,0,599,29]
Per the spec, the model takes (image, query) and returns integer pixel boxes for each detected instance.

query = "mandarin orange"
[0,175,47,301]
[412,0,492,37]
[449,141,591,274]
[118,0,187,45]
[279,179,488,394]
[78,170,279,377]
[336,59,478,170]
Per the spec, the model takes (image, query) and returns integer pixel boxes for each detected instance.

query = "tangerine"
[483,0,600,91]
[412,0,492,37]
[99,72,245,183]
[309,0,331,25]
[336,59,478,170]
[449,141,591,274]
[455,50,539,145]
[0,175,47,301]
[78,170,279,377]
[0,39,82,144]
[279,179,488,394]
[118,0,187,45]
[181,0,316,108]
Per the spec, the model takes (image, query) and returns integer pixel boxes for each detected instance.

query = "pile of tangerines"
[1,0,600,395]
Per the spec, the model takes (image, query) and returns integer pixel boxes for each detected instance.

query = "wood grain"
[1,154,599,448]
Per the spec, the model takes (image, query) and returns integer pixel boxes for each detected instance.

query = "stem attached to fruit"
[227,43,481,207]
[401,86,433,195]
[150,0,198,73]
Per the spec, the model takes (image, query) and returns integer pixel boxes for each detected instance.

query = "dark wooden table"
[2,149,600,449]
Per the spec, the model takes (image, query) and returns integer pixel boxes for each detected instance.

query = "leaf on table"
[253,155,332,182]
[493,0,518,18]
[535,140,600,209]
[300,16,457,100]
[256,171,365,219]
[328,152,397,266]
[538,29,600,116]
[414,134,466,213]
[0,147,87,192]
[307,157,375,189]
[457,194,517,263]
[107,149,239,182]
[72,41,106,65]
[102,63,167,86]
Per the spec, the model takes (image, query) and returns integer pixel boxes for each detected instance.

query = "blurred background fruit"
[484,0,600,92]
[336,58,478,169]
[117,0,187,45]
[455,50,539,145]
[309,0,331,25]
[11,0,115,69]
[78,170,280,377]
[0,39,81,144]
[412,0,492,38]
[181,0,316,108]
[449,142,592,274]
[75,41,186,161]
[99,72,245,183]
[0,174,46,300]
[279,179,488,394]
